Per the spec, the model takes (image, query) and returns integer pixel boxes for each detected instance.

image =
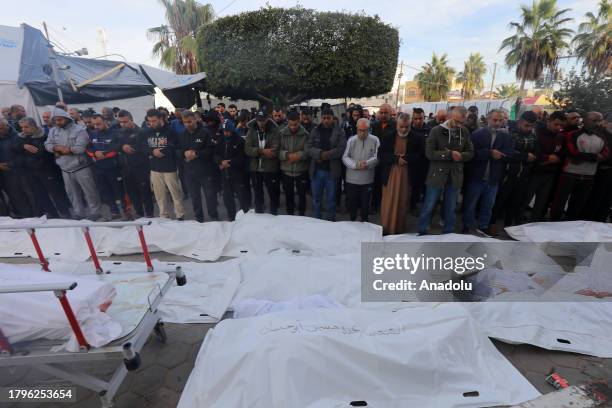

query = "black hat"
[256,110,267,120]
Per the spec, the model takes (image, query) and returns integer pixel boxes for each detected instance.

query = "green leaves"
[196,7,399,106]
[496,84,519,98]
[457,53,487,100]
[552,70,612,112]
[572,0,611,76]
[416,53,455,102]
[500,0,574,91]
[148,0,215,74]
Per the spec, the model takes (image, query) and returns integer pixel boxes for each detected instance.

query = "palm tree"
[500,0,574,94]
[496,83,520,98]
[456,53,487,100]
[147,0,215,74]
[416,53,456,102]
[572,0,611,76]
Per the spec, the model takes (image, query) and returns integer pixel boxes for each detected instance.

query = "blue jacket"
[87,127,120,170]
[465,127,514,184]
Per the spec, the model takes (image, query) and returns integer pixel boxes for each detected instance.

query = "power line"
[46,24,87,51]
[217,0,237,15]
[49,39,70,54]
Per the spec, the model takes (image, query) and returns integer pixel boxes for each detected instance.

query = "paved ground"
[1,192,611,407]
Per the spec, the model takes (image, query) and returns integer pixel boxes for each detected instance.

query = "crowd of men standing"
[0,100,610,237]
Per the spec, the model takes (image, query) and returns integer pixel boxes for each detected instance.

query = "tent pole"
[42,22,64,103]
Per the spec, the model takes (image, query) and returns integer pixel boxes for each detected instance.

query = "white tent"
[0,25,39,120]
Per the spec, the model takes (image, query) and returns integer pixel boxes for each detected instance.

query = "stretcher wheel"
[176,274,187,286]
[123,352,141,371]
[154,321,167,343]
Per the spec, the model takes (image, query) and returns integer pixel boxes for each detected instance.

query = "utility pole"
[395,60,404,110]
[97,28,108,59]
[42,22,64,103]
[489,62,497,101]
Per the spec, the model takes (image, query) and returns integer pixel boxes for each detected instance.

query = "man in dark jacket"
[13,117,71,218]
[427,109,447,128]
[300,108,315,133]
[88,114,127,219]
[343,105,363,138]
[244,111,281,215]
[215,120,250,221]
[408,108,430,214]
[272,107,288,130]
[279,111,310,216]
[523,111,566,222]
[143,109,185,220]
[115,110,154,218]
[0,118,34,218]
[418,106,474,235]
[177,111,219,223]
[491,111,539,227]
[462,109,514,237]
[370,103,397,212]
[306,108,347,221]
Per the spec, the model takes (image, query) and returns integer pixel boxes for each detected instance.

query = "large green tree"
[572,0,611,76]
[500,0,574,93]
[496,83,520,98]
[552,69,611,112]
[148,0,215,74]
[196,7,399,106]
[415,53,456,102]
[456,53,487,100]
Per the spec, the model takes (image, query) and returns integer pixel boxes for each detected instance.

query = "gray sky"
[5,0,598,89]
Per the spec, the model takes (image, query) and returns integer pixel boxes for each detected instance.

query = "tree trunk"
[519,77,527,96]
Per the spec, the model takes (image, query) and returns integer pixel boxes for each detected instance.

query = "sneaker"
[177,217,184,221]
[87,214,104,222]
[475,228,493,238]
[110,212,122,220]
[417,231,428,236]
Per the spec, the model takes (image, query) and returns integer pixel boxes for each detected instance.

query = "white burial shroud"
[505,221,612,242]
[178,305,540,408]
[0,217,234,262]
[467,291,612,358]
[0,265,121,352]
[222,211,382,257]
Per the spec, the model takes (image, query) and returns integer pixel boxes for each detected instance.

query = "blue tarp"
[17,24,155,105]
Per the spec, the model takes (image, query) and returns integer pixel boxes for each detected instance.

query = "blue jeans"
[418,183,459,234]
[312,169,337,220]
[463,180,499,230]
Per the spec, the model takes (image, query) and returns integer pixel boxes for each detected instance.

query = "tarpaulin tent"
[137,64,206,109]
[1,24,208,123]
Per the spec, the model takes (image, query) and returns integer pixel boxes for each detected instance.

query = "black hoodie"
[113,125,150,170]
[143,124,178,173]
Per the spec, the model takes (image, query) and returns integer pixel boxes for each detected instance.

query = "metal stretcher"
[0,220,187,407]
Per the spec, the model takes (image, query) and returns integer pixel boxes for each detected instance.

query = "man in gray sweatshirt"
[342,118,380,222]
[45,108,102,220]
